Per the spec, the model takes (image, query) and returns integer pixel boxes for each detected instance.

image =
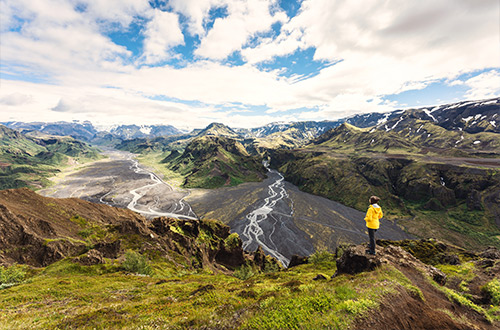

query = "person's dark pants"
[368,228,377,254]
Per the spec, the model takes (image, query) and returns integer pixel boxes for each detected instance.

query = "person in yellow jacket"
[365,196,383,255]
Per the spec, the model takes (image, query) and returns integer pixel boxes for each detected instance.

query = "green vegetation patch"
[0,256,425,330]
[0,265,28,289]
[482,279,500,306]
[121,250,152,276]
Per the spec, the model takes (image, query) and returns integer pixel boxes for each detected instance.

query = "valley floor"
[38,149,411,265]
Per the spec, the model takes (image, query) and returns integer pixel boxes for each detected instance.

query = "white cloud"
[462,70,500,100]
[241,0,499,100]
[0,79,284,129]
[0,92,33,106]
[168,0,224,36]
[0,0,131,80]
[74,0,152,28]
[194,0,287,60]
[141,9,184,64]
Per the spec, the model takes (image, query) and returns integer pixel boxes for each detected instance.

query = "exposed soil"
[0,188,278,272]
[343,244,499,330]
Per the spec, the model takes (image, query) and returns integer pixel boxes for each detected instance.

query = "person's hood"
[371,204,383,216]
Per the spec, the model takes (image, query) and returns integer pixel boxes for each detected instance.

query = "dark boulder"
[94,240,121,259]
[334,245,381,275]
[288,255,309,268]
[313,274,327,280]
[466,190,483,211]
[74,249,105,266]
[480,246,500,259]
[439,253,461,265]
[424,198,445,211]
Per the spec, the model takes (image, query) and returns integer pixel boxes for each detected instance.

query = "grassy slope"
[272,122,500,250]
[312,122,500,156]
[0,126,102,190]
[1,249,498,329]
[164,136,266,189]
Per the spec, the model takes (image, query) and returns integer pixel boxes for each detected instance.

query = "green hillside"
[270,121,500,250]
[0,125,101,189]
[165,136,267,188]
[312,122,500,156]
[0,188,497,329]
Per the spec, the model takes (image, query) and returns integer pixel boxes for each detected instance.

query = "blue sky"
[0,0,499,129]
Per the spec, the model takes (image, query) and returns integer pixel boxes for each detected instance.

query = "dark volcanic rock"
[335,245,381,275]
[479,246,500,259]
[475,259,495,269]
[427,266,447,285]
[288,255,309,268]
[440,254,461,265]
[333,243,448,285]
[249,246,282,271]
[313,274,327,280]
[94,241,121,259]
[466,190,483,211]
[74,249,105,265]
[424,198,445,211]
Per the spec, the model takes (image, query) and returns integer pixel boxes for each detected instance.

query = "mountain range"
[3,97,498,147]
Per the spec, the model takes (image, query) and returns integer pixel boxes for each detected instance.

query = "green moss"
[482,279,500,306]
[0,265,28,289]
[339,298,378,314]
[224,233,240,250]
[436,262,477,286]
[70,215,88,227]
[430,281,492,323]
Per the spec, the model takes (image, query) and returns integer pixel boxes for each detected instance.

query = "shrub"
[233,264,255,280]
[482,279,500,306]
[224,233,240,250]
[121,251,152,276]
[309,249,335,265]
[0,264,27,289]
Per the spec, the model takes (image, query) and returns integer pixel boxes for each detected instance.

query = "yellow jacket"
[365,204,383,229]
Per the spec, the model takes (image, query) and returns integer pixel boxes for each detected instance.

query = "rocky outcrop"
[288,255,309,268]
[0,188,275,272]
[377,239,474,265]
[74,249,105,266]
[479,246,500,259]
[333,244,447,285]
[334,245,381,275]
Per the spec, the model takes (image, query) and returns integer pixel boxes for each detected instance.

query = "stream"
[235,162,314,267]
[126,157,198,220]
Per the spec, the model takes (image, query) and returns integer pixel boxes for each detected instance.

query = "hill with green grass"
[164,136,267,188]
[0,188,498,329]
[312,122,500,155]
[0,125,101,189]
[269,121,500,250]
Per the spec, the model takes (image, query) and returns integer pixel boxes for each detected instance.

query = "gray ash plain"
[40,150,413,266]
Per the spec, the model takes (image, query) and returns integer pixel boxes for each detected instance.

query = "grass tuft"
[121,251,153,276]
